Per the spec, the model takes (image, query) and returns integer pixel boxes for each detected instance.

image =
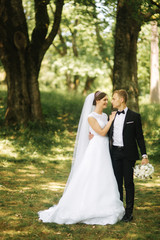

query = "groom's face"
[111,93,122,109]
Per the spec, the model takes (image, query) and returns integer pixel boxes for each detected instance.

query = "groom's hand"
[141,158,149,165]
[89,132,94,140]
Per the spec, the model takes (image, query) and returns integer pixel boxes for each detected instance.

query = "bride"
[38,91,125,225]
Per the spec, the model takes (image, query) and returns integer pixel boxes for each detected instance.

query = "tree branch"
[72,19,79,57]
[141,0,160,21]
[58,28,67,56]
[150,0,160,9]
[52,43,63,56]
[142,8,160,22]
[31,0,50,47]
[52,28,67,56]
[42,0,64,54]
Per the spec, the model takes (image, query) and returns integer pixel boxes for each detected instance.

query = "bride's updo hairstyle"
[93,91,107,105]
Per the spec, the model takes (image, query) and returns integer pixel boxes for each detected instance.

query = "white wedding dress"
[38,111,125,225]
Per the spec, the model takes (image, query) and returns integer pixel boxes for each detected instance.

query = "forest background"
[0,0,160,124]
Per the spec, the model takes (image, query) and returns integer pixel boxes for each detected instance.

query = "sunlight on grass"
[136,206,154,210]
[0,209,12,217]
[17,165,39,177]
[40,182,65,191]
[136,181,160,187]
[0,140,18,158]
[1,161,12,168]
[0,169,14,177]
[1,230,28,236]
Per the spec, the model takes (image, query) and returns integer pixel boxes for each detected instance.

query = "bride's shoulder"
[102,112,107,116]
[88,112,95,118]
[88,112,99,119]
[88,112,107,118]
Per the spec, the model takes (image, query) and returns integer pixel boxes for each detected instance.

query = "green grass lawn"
[0,89,160,240]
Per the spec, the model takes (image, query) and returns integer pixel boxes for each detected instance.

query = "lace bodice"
[88,112,108,136]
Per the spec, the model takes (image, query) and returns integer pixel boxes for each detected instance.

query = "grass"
[0,89,160,240]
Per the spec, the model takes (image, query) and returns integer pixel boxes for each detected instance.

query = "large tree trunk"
[113,0,141,112]
[4,52,43,124]
[0,0,38,124]
[150,21,160,103]
[3,31,43,124]
[0,0,64,124]
[4,50,36,124]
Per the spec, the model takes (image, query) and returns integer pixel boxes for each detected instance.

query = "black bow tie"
[117,110,125,115]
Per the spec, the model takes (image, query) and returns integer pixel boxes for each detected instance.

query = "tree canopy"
[0,0,160,124]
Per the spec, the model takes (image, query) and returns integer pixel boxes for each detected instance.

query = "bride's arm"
[88,112,116,136]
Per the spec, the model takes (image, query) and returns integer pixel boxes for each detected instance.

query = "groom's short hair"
[113,89,128,103]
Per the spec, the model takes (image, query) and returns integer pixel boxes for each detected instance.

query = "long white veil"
[64,93,95,190]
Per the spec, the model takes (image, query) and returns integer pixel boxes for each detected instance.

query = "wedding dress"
[38,95,125,225]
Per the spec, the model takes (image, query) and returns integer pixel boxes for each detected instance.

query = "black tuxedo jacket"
[109,109,146,161]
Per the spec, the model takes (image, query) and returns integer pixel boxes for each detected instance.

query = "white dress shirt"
[113,107,128,147]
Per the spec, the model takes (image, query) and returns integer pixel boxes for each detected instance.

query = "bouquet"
[133,163,154,179]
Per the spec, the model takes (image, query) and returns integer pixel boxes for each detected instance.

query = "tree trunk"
[65,72,72,90]
[82,76,96,95]
[0,0,64,124]
[113,0,141,112]
[3,42,43,124]
[150,21,160,103]
[0,0,38,124]
[72,19,80,91]
[4,55,32,124]
[73,75,79,91]
[72,19,79,57]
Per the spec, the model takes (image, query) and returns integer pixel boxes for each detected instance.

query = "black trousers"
[111,146,135,214]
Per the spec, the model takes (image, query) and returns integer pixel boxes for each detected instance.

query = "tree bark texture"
[113,0,141,112]
[0,0,64,124]
[150,21,160,103]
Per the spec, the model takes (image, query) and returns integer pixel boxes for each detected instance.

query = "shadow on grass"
[0,90,82,159]
[1,154,160,240]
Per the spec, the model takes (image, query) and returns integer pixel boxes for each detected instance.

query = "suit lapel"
[123,108,130,132]
[109,120,114,148]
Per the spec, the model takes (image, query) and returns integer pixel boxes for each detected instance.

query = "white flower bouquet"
[134,163,154,179]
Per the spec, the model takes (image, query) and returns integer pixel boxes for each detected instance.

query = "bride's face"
[97,96,108,109]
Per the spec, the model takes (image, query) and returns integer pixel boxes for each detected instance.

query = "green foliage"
[140,102,160,162]
[137,24,151,96]
[138,23,160,97]
[38,1,114,93]
[23,0,35,36]
[1,1,159,100]
[0,89,84,161]
[21,0,159,99]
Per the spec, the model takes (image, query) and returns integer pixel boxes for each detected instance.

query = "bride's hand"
[89,132,94,140]
[109,111,116,121]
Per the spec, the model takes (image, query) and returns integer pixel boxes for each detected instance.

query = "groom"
[109,89,149,222]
